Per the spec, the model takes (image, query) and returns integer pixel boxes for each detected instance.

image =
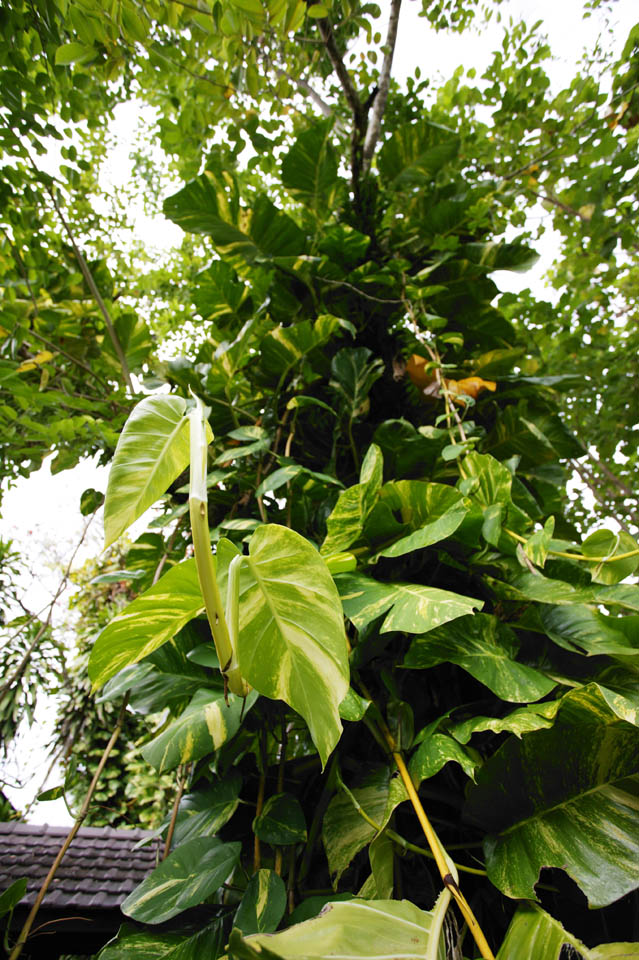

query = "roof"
[0,822,161,911]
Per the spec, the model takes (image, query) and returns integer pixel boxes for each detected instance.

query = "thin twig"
[321,277,404,305]
[163,765,187,860]
[571,461,634,535]
[0,514,96,703]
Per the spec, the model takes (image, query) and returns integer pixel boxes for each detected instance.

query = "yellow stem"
[391,751,495,960]
[504,527,639,563]
[356,679,495,960]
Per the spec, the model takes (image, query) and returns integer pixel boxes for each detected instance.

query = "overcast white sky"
[1,0,635,825]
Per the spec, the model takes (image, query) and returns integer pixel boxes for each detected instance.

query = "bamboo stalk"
[8,697,129,960]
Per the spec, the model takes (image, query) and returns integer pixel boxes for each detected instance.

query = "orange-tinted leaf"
[445,377,497,401]
[406,354,434,390]
[17,350,55,373]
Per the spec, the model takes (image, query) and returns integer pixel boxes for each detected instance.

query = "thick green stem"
[190,497,234,671]
[189,398,248,697]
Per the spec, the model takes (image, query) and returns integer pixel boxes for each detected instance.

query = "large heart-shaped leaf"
[281,121,339,214]
[164,174,304,264]
[97,921,224,960]
[404,613,556,702]
[465,685,639,906]
[253,793,307,845]
[227,898,446,960]
[337,572,482,635]
[88,561,204,690]
[217,526,349,767]
[104,395,196,548]
[376,481,469,557]
[497,903,639,959]
[141,689,257,774]
[540,604,639,657]
[171,775,242,847]
[378,119,459,188]
[122,837,240,924]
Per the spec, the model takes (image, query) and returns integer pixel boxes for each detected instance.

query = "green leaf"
[55,41,96,65]
[227,898,446,960]
[337,572,483,635]
[88,560,204,690]
[540,604,639,657]
[379,120,459,188]
[121,837,240,924]
[141,688,257,774]
[330,347,384,420]
[588,665,639,727]
[523,516,555,567]
[464,239,539,273]
[0,878,27,920]
[581,528,639,584]
[323,770,390,884]
[90,568,145,584]
[281,122,339,213]
[404,613,556,702]
[459,450,513,506]
[339,687,370,721]
[235,870,287,935]
[409,733,479,784]
[80,487,104,515]
[218,527,349,768]
[259,317,340,384]
[376,481,469,557]
[465,685,639,906]
[321,443,383,555]
[490,571,639,611]
[104,396,194,548]
[496,902,639,959]
[164,174,304,264]
[37,785,65,801]
[482,503,503,547]
[253,793,307,845]
[97,921,224,960]
[450,701,560,744]
[172,774,242,847]
[366,829,394,899]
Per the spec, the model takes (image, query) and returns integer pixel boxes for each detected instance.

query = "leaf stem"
[337,775,486,876]
[189,398,247,696]
[504,527,639,563]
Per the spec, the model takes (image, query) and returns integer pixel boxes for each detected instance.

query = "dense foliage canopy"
[1,1,639,958]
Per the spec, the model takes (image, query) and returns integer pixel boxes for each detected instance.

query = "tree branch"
[275,66,333,119]
[316,16,364,127]
[362,0,402,171]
